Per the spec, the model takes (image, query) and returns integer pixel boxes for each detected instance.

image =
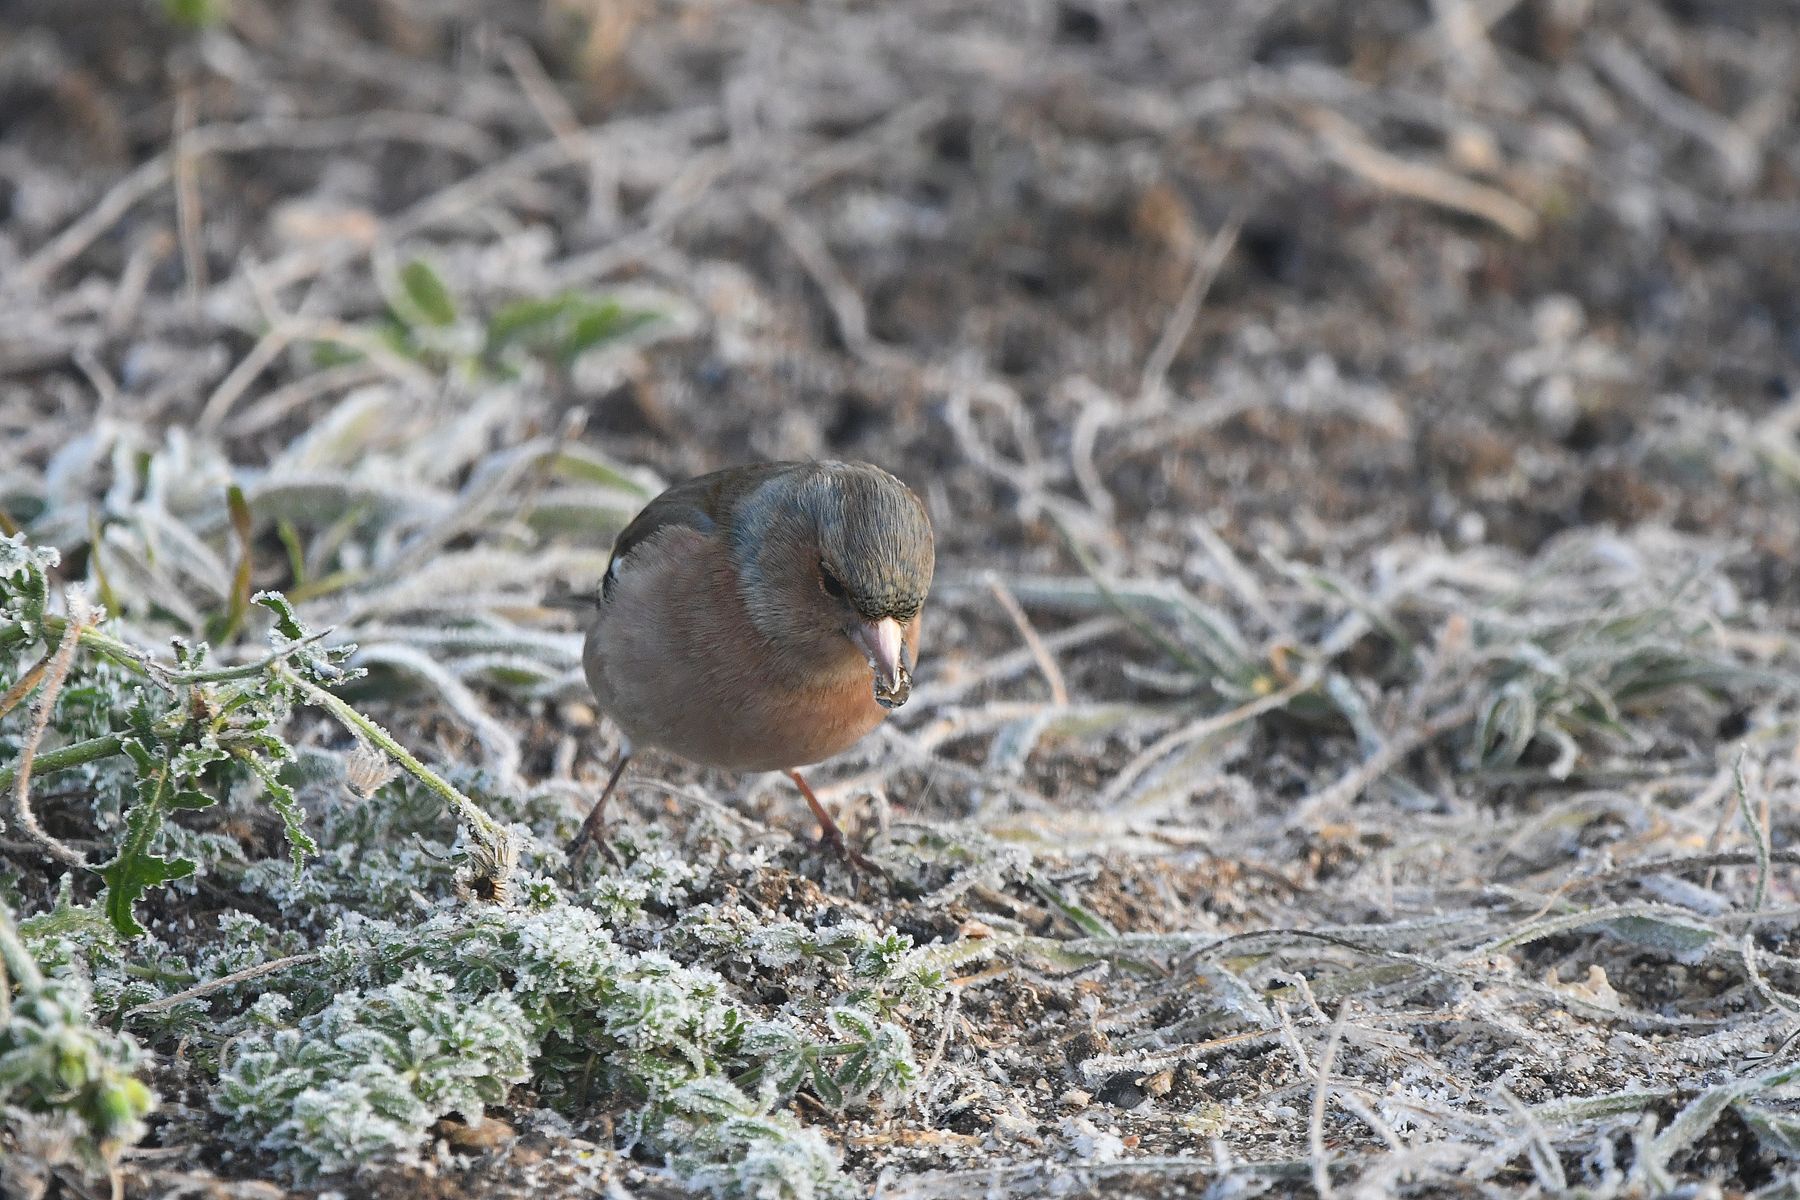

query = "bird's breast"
[583,527,890,772]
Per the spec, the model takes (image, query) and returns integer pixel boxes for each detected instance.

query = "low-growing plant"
[354,256,661,384]
[0,899,155,1188]
[190,895,934,1190]
[213,966,534,1176]
[0,534,515,935]
[2,526,942,1196]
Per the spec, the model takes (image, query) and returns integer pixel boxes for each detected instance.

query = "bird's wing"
[602,461,805,599]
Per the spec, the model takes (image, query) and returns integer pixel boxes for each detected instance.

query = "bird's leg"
[567,752,632,862]
[787,769,888,879]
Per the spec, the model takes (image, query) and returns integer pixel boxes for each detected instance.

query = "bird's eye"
[819,562,849,601]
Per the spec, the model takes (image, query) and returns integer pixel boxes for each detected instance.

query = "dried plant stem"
[1740,934,1800,1019]
[497,35,590,163]
[201,317,435,431]
[1055,520,1215,679]
[755,191,898,368]
[1732,758,1772,913]
[10,597,91,869]
[1102,669,1321,807]
[1567,848,1800,895]
[1305,107,1538,240]
[0,649,52,720]
[172,86,208,304]
[124,951,323,1020]
[911,987,963,1118]
[1287,694,1484,829]
[19,113,492,287]
[1137,214,1241,408]
[1310,1009,1348,1199]
[986,574,1068,706]
[226,362,383,437]
[907,615,1118,710]
[1591,35,1760,188]
[197,325,301,430]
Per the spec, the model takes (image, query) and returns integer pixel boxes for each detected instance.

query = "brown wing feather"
[602,462,806,599]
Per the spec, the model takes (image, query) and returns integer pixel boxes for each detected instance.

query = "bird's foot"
[565,825,622,868]
[814,823,891,883]
[567,753,632,868]
[788,769,890,886]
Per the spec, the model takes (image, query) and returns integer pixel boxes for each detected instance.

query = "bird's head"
[732,462,935,707]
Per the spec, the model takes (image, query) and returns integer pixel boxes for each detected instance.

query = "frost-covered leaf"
[1601,914,1717,961]
[0,905,156,1169]
[214,966,533,1178]
[239,750,317,874]
[1737,1102,1800,1158]
[98,739,201,938]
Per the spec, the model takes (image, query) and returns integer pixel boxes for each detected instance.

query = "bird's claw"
[566,829,622,868]
[816,825,891,884]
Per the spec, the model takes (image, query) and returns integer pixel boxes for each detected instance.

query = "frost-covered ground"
[4,1,1800,1196]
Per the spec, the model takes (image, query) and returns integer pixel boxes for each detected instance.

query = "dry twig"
[10,593,92,869]
[1305,107,1539,240]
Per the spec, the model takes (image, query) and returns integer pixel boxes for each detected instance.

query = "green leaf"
[98,739,196,937]
[173,743,229,779]
[100,851,195,939]
[162,0,230,28]
[484,292,658,366]
[239,749,318,875]
[1650,1080,1745,1165]
[168,788,216,811]
[560,301,656,363]
[811,1060,844,1108]
[276,519,307,589]
[1475,680,1538,767]
[827,1007,876,1042]
[96,734,230,936]
[487,295,577,348]
[545,445,655,496]
[254,591,307,641]
[309,340,364,369]
[209,484,256,643]
[0,531,55,631]
[1027,870,1118,938]
[399,259,458,327]
[378,317,420,360]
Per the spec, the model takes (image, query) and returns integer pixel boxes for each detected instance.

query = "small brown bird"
[570,460,935,866]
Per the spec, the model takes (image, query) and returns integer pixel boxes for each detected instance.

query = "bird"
[569,460,935,869]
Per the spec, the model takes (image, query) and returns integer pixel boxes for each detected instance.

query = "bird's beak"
[853,617,911,709]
